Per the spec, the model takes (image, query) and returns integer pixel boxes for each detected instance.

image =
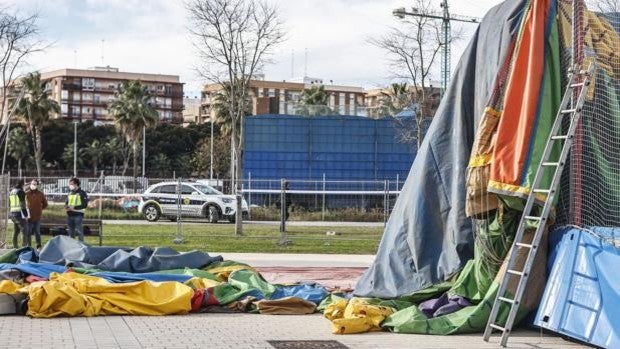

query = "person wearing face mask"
[65,177,88,242]
[26,179,48,249]
[8,179,29,247]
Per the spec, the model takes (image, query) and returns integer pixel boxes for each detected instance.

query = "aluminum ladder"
[482,62,596,347]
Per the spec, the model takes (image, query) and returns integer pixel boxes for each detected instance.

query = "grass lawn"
[6,223,383,255]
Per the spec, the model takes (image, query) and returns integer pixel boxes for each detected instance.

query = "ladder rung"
[532,189,551,194]
[516,242,533,249]
[551,135,569,140]
[507,269,525,277]
[542,162,561,167]
[524,215,542,221]
[569,82,585,88]
[561,109,577,114]
[489,324,506,332]
[498,296,516,304]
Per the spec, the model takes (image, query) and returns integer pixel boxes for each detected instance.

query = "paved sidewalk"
[214,252,375,267]
[0,314,584,349]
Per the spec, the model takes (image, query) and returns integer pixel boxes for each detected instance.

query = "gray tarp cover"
[354,0,526,298]
[39,236,223,272]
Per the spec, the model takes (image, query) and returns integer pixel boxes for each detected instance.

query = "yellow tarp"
[324,298,395,334]
[27,272,193,318]
[0,280,24,294]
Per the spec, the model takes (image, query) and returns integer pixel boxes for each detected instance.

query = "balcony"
[62,83,81,90]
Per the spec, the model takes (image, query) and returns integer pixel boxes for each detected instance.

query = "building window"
[83,93,93,101]
[82,78,95,90]
[61,90,68,100]
[70,106,80,115]
[61,103,68,114]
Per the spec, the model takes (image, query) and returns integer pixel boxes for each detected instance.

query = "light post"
[210,116,214,180]
[142,125,146,177]
[73,121,78,177]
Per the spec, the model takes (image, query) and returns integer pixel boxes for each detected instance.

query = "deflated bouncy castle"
[343,0,619,347]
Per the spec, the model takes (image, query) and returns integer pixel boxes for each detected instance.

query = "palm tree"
[62,143,83,172]
[297,85,332,116]
[15,72,60,178]
[104,136,124,175]
[149,153,171,177]
[108,80,159,180]
[377,83,412,117]
[211,81,251,137]
[81,139,105,176]
[7,127,31,177]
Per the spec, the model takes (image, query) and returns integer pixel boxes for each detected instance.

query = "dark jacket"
[65,188,88,216]
[26,189,48,221]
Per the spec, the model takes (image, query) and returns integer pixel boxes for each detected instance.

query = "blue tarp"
[39,236,223,273]
[535,227,620,348]
[354,0,526,298]
[271,284,328,304]
[0,262,195,283]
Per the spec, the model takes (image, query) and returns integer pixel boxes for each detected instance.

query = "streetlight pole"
[142,125,146,177]
[73,121,78,177]
[210,117,214,180]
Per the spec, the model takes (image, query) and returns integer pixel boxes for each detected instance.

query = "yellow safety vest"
[67,193,84,213]
[9,193,21,212]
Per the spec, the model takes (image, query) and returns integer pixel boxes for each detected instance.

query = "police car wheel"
[207,205,219,223]
[143,204,161,222]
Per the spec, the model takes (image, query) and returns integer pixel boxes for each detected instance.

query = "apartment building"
[39,66,184,124]
[199,76,367,124]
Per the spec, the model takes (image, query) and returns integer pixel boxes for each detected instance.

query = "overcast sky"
[4,0,502,96]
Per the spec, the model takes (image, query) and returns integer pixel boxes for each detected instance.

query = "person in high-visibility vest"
[65,177,88,242]
[9,179,29,247]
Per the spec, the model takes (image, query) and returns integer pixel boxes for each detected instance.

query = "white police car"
[138,181,248,223]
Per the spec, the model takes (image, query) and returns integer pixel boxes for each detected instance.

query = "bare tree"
[369,0,456,149]
[187,0,285,235]
[0,10,43,121]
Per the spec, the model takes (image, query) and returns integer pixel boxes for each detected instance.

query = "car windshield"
[193,184,222,195]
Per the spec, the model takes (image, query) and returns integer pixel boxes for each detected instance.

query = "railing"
[25,175,403,223]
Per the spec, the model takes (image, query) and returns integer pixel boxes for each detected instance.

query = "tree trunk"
[112,161,116,175]
[34,127,42,179]
[132,141,138,191]
[234,116,244,236]
[17,158,21,178]
[416,117,423,150]
[94,160,98,176]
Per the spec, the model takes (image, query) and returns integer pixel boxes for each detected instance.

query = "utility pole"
[393,1,480,95]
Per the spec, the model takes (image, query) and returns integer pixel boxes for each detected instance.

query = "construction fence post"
[248,172,252,220]
[383,179,389,228]
[322,173,326,221]
[173,177,184,244]
[278,178,291,246]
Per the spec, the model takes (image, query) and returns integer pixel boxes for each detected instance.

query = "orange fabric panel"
[490,0,551,187]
